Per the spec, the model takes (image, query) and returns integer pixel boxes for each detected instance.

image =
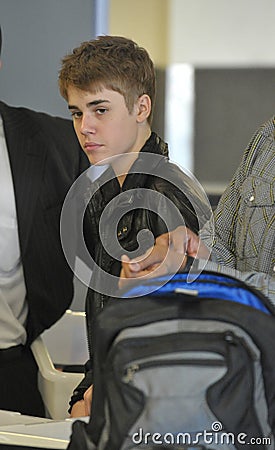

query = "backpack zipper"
[123,357,225,384]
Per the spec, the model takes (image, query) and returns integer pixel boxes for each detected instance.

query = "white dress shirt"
[0,115,27,348]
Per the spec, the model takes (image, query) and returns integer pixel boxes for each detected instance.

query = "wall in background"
[168,0,275,66]
[110,0,275,191]
[194,68,275,189]
[109,0,168,67]
[0,0,94,118]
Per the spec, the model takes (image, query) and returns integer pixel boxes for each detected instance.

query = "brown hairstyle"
[59,35,156,124]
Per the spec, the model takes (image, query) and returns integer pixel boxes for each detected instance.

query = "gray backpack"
[68,272,275,450]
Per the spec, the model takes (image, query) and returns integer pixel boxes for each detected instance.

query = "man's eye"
[71,111,82,118]
[96,108,107,115]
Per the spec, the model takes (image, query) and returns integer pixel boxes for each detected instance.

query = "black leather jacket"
[70,132,210,408]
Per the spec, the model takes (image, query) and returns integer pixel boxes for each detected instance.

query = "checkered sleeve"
[201,117,275,278]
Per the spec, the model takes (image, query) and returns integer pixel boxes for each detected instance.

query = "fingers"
[69,385,93,418]
[119,227,201,289]
[182,227,201,257]
[121,254,143,274]
[169,226,189,254]
[70,400,86,418]
[83,385,93,417]
[121,244,166,274]
[183,228,210,259]
[119,256,162,290]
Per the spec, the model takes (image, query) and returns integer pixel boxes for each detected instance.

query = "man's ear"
[136,94,151,123]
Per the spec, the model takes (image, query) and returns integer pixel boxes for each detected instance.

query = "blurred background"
[1,0,275,308]
[1,0,275,192]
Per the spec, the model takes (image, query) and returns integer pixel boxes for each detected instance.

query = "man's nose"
[80,114,95,135]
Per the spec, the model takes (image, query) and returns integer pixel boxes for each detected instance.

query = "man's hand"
[119,226,210,288]
[70,385,93,418]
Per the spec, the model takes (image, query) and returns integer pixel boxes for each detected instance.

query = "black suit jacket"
[0,101,90,344]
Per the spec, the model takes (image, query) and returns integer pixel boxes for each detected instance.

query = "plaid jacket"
[200,117,275,301]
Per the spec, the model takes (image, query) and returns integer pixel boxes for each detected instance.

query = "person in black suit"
[0,26,89,416]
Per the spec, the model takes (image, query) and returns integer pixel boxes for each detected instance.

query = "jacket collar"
[88,132,169,213]
[122,132,169,191]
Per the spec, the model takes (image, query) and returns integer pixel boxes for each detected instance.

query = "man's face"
[67,86,141,165]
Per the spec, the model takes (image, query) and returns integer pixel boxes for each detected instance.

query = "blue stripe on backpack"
[123,271,272,315]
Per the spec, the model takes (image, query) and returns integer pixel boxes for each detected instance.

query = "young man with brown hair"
[59,35,209,417]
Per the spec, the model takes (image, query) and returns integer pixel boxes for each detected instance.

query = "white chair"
[31,310,89,420]
[41,309,88,367]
